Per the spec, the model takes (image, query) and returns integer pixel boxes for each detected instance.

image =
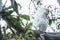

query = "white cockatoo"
[32,7,49,32]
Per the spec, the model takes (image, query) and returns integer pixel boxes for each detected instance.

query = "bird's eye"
[44,11,49,15]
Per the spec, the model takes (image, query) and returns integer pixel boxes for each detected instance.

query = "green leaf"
[14,21,21,27]
[25,23,32,31]
[20,15,30,20]
[8,16,21,27]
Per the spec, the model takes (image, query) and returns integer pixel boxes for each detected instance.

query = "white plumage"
[32,7,48,32]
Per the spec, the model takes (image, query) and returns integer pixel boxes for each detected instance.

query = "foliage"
[0,0,60,40]
[10,30,36,40]
[0,0,38,40]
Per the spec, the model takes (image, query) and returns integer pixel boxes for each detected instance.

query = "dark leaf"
[49,18,52,25]
[10,0,19,15]
[10,0,15,6]
[3,6,12,10]
[18,3,22,9]
[5,10,13,16]
[57,24,60,30]
[13,1,18,14]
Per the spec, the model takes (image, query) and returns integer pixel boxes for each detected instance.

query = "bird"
[34,7,49,32]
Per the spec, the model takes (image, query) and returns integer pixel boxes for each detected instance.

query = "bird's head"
[44,8,49,16]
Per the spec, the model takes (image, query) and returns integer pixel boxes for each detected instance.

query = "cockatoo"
[33,7,49,32]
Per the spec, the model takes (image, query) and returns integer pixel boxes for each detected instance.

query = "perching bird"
[34,7,49,32]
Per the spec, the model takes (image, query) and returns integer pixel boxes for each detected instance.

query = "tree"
[0,0,60,40]
[0,0,36,40]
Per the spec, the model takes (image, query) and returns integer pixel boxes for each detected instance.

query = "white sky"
[1,0,60,33]
[42,0,60,7]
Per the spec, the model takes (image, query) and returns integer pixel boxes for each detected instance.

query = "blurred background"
[0,0,60,40]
